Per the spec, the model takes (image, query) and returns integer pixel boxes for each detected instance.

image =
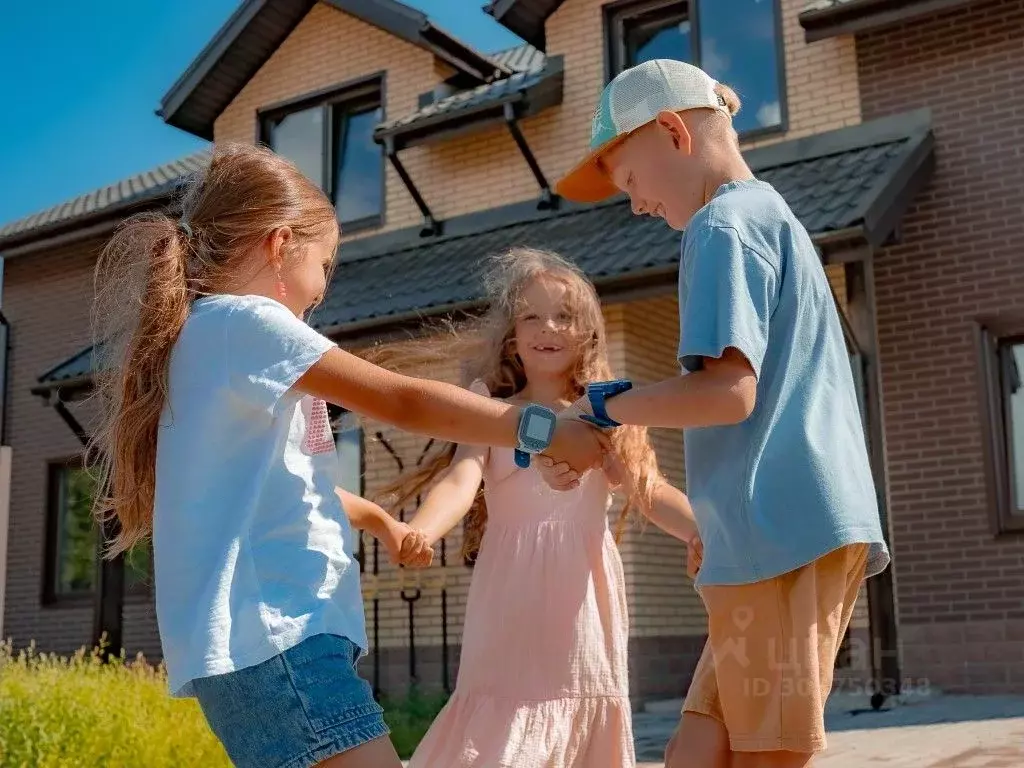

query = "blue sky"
[0,1,521,227]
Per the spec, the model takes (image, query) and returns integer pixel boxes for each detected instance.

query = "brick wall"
[345,297,716,700]
[2,0,873,691]
[214,0,861,243]
[857,0,1024,693]
[618,294,708,701]
[0,241,160,660]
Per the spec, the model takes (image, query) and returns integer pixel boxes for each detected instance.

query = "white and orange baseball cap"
[556,59,731,204]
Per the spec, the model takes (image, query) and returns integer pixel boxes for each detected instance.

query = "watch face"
[525,414,553,441]
[519,407,556,451]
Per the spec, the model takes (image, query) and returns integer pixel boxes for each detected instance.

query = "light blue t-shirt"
[154,294,367,697]
[677,178,890,586]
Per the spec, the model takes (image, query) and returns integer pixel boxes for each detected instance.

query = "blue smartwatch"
[581,379,633,429]
[514,403,557,468]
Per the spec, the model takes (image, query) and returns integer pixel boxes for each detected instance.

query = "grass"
[0,640,449,765]
[382,687,450,759]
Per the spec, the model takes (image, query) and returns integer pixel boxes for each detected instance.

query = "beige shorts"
[682,543,869,754]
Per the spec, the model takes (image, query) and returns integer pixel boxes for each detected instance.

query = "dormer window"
[604,0,786,139]
[260,76,385,233]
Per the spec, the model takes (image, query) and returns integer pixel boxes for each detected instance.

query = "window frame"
[42,458,152,607]
[257,73,387,235]
[602,0,788,142]
[974,317,1024,536]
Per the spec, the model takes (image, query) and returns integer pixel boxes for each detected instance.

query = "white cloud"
[757,101,781,127]
[700,37,730,76]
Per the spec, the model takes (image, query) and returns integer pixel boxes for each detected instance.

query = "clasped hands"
[391,392,607,569]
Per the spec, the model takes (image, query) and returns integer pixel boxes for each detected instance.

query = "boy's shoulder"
[703,179,788,232]
[683,178,808,267]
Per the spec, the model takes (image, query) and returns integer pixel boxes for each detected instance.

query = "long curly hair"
[88,142,338,557]
[369,247,662,560]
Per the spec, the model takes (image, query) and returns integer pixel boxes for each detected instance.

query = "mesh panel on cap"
[608,60,720,135]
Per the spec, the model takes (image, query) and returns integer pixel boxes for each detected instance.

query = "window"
[605,0,786,137]
[977,325,1024,534]
[261,79,384,232]
[334,410,364,496]
[44,463,151,603]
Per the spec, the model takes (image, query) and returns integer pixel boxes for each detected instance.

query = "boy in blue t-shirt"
[553,59,891,768]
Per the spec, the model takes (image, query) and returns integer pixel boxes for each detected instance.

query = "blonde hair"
[88,142,339,557]
[369,247,662,560]
[714,82,742,118]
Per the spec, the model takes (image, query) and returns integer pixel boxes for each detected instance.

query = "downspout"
[0,256,9,445]
[0,256,10,640]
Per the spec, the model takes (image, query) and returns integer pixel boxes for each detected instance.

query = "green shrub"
[0,641,230,767]
[0,640,448,765]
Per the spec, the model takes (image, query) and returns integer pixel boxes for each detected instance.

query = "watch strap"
[513,449,531,468]
[585,380,633,428]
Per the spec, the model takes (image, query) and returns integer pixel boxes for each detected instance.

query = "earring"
[275,273,287,300]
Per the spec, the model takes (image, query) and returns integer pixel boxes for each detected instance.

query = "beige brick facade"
[2,0,881,703]
[214,0,862,243]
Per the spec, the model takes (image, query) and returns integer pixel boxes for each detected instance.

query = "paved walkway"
[634,693,1024,767]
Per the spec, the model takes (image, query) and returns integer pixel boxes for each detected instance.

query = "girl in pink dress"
[377,248,703,768]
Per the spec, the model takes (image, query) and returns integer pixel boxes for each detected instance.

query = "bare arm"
[296,348,601,472]
[603,348,757,429]
[644,480,700,546]
[407,444,487,546]
[338,488,400,541]
[337,487,425,565]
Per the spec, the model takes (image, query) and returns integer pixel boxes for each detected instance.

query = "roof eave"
[0,193,174,258]
[159,0,510,140]
[485,0,560,50]
[159,0,289,139]
[374,59,563,151]
[799,0,973,42]
[860,129,936,248]
[419,23,510,82]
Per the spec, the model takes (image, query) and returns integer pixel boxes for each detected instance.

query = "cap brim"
[555,136,628,204]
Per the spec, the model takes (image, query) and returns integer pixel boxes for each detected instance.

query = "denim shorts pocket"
[281,634,382,735]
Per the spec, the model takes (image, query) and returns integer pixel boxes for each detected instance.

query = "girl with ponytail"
[88,143,604,768]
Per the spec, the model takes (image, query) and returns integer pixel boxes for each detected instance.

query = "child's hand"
[544,420,606,484]
[686,533,703,580]
[397,528,434,568]
[382,519,431,567]
[536,455,580,491]
[559,394,596,425]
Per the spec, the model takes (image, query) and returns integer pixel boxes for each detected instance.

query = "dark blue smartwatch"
[581,379,633,429]
[514,403,557,468]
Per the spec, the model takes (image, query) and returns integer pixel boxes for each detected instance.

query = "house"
[0,0,1020,706]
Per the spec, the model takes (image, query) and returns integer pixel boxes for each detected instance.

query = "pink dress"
[408,448,634,768]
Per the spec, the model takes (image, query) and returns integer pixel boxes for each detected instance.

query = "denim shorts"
[192,633,389,768]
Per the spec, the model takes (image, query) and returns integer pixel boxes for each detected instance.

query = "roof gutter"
[812,225,868,251]
[799,0,973,42]
[0,194,175,259]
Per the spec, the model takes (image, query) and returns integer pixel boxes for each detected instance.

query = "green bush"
[0,641,230,767]
[0,640,449,765]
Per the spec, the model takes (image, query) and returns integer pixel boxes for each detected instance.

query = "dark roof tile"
[375,54,562,148]
[0,151,210,249]
[35,109,934,392]
[489,43,546,73]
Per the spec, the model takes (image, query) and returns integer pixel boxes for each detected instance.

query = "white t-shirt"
[153,294,366,697]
